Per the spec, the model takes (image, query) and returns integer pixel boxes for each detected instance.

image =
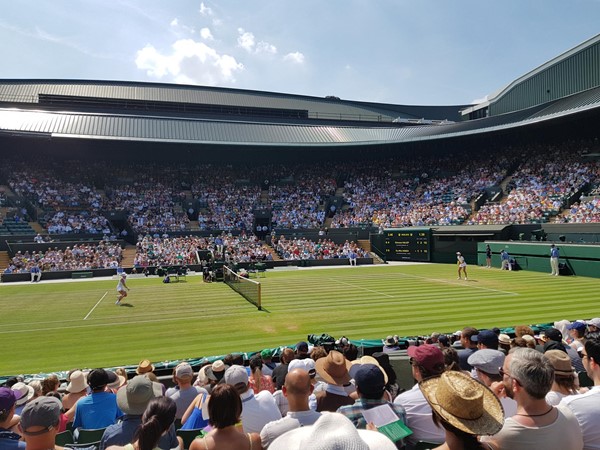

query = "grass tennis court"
[2,263,598,376]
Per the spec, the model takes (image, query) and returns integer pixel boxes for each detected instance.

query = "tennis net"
[223,265,262,310]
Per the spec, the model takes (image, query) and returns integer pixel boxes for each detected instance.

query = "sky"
[1,0,599,106]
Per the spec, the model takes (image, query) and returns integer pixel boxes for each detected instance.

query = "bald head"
[284,369,312,397]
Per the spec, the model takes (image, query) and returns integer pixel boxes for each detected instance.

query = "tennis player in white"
[116,272,130,305]
[457,252,468,280]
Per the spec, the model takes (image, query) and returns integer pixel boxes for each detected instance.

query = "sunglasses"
[578,350,588,360]
[498,367,520,384]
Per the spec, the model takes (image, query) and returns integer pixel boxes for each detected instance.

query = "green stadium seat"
[176,429,206,450]
[76,428,106,444]
[56,430,74,447]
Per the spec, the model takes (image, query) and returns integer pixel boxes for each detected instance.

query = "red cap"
[408,344,445,373]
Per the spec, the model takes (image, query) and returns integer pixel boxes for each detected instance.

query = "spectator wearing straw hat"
[420,370,504,450]
[136,360,155,376]
[482,348,583,449]
[269,412,397,450]
[383,336,400,354]
[0,387,25,450]
[100,375,177,450]
[314,350,354,412]
[18,397,63,450]
[394,344,446,448]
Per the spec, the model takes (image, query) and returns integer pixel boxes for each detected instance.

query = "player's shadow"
[120,303,134,307]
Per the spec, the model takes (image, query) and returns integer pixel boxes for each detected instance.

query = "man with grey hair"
[482,348,582,449]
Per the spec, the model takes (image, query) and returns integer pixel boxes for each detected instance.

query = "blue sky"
[1,0,599,105]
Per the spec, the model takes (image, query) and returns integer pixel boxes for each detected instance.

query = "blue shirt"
[99,415,178,450]
[551,247,560,258]
[73,391,122,430]
[501,252,510,261]
[0,429,26,450]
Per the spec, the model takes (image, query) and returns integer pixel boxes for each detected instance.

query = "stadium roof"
[0,84,598,147]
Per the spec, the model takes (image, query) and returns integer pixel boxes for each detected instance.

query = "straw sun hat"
[419,371,504,436]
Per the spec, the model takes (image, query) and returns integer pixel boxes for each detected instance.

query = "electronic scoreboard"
[384,228,431,261]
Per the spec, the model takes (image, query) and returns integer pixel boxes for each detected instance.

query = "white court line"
[83,291,108,320]
[396,273,519,296]
[328,278,395,298]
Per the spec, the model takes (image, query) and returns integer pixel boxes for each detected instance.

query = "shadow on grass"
[119,303,134,307]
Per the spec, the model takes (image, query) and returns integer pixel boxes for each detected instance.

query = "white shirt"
[394,384,445,447]
[240,389,282,434]
[260,409,322,448]
[559,385,600,449]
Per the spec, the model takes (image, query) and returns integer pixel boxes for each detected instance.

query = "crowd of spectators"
[4,241,123,273]
[274,236,368,260]
[3,140,600,238]
[469,146,598,225]
[560,197,600,223]
[133,234,274,268]
[43,211,111,234]
[3,316,600,450]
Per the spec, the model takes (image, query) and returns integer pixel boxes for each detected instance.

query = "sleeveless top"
[202,433,253,450]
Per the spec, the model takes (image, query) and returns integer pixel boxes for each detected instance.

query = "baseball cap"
[288,358,317,378]
[224,365,249,387]
[468,349,505,375]
[261,349,273,359]
[296,341,309,353]
[567,321,587,331]
[87,368,109,390]
[588,318,600,328]
[407,344,445,373]
[472,330,499,348]
[20,397,62,435]
[543,328,563,342]
[354,364,385,397]
[0,387,22,412]
[175,362,194,379]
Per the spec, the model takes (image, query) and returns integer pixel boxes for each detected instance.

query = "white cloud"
[283,52,305,64]
[170,18,178,27]
[199,2,213,16]
[200,27,213,41]
[135,39,244,85]
[237,28,255,52]
[237,28,277,55]
[256,41,277,55]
